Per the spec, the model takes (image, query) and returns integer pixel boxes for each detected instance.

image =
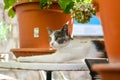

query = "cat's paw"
[17,56,39,62]
[17,57,27,62]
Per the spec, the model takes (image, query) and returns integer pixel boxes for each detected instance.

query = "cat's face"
[47,24,72,49]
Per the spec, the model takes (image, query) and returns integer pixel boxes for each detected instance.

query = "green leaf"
[83,0,92,3]
[75,0,92,3]
[76,0,81,2]
[58,0,73,10]
[8,8,15,18]
[4,0,16,10]
[4,0,9,10]
[63,2,74,14]
[9,0,16,6]
[3,0,17,18]
[40,0,52,9]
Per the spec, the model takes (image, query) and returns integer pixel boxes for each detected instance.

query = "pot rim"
[13,0,63,13]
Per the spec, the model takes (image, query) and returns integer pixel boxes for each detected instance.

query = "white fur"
[17,39,103,63]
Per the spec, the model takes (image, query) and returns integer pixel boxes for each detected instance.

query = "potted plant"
[3,0,95,57]
[91,0,120,80]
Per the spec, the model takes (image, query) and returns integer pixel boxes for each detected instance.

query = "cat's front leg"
[17,53,68,63]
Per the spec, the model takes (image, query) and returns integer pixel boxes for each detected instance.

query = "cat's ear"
[61,24,69,35]
[47,27,53,35]
[61,21,69,32]
[61,23,71,37]
[61,23,73,40]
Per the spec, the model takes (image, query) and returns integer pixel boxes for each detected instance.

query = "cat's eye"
[57,37,61,40]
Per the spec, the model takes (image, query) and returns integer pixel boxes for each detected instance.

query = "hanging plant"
[70,2,96,23]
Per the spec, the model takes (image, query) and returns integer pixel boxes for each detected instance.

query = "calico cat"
[17,23,107,63]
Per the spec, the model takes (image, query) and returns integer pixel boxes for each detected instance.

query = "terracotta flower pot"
[13,0,73,48]
[92,0,120,63]
[98,0,120,63]
[11,0,73,57]
[92,0,120,80]
[93,63,120,80]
